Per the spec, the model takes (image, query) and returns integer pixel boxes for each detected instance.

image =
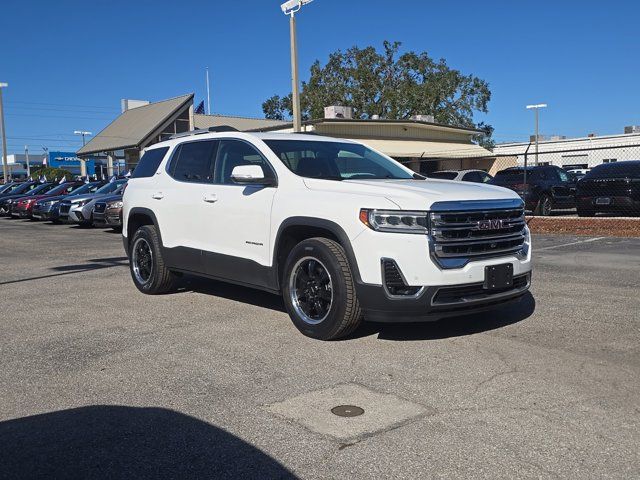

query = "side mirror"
[231,165,273,185]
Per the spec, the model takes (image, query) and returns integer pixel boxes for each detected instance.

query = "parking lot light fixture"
[74,130,92,147]
[526,103,547,166]
[281,0,315,133]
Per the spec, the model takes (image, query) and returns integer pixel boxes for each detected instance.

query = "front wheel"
[129,225,177,294]
[535,194,553,216]
[283,238,363,340]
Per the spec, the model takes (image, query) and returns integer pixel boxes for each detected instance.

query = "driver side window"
[214,140,275,185]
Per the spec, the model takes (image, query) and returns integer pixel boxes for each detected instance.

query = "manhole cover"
[331,405,365,417]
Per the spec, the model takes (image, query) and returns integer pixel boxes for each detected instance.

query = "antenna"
[206,67,211,115]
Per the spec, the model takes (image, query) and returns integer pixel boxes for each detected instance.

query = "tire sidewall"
[129,226,161,293]
[283,239,351,340]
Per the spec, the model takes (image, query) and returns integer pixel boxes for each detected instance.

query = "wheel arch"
[272,217,362,291]
[125,208,162,255]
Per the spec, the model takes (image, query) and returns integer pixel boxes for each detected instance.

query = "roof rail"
[208,125,239,132]
[169,129,209,139]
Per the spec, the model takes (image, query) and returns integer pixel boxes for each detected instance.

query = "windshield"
[426,171,457,180]
[47,183,81,196]
[96,180,125,194]
[68,183,100,196]
[584,162,640,179]
[263,139,414,180]
[24,183,53,195]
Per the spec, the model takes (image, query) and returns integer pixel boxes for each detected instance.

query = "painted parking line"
[536,237,606,251]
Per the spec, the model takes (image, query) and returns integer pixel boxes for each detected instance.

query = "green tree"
[29,166,73,181]
[263,41,493,145]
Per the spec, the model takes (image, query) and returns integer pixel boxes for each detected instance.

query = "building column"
[107,152,114,178]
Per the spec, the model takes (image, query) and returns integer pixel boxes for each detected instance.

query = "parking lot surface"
[1,218,639,479]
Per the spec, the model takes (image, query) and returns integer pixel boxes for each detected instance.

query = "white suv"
[123,129,532,340]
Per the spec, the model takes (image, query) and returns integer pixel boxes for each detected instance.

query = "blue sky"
[3,0,638,154]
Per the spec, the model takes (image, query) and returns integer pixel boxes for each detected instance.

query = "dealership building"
[76,94,493,175]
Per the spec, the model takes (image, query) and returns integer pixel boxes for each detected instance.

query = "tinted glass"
[264,139,412,180]
[25,183,54,195]
[47,183,82,196]
[584,162,640,179]
[462,172,482,182]
[169,140,217,183]
[427,171,458,180]
[215,140,274,184]
[131,147,169,178]
[96,180,126,194]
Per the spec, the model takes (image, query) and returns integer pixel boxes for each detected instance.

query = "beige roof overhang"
[77,94,193,156]
[355,138,492,158]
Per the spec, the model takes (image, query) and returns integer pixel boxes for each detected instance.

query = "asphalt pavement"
[0,217,638,479]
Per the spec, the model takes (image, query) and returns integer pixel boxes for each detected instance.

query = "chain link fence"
[408,143,640,221]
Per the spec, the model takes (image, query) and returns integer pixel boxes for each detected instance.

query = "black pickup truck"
[490,165,576,216]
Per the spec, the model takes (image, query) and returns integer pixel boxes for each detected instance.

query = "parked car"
[11,181,85,219]
[567,168,590,176]
[61,179,127,226]
[0,182,57,216]
[93,194,123,230]
[123,131,532,340]
[490,165,576,215]
[32,181,104,221]
[0,181,25,195]
[425,169,493,183]
[576,161,640,216]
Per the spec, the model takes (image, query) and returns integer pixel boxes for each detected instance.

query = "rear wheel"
[535,194,553,216]
[129,225,177,294]
[283,238,363,340]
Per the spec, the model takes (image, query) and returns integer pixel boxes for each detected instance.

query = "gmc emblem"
[477,219,505,230]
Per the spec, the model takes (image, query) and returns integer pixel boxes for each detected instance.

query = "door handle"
[152,192,164,200]
[203,194,218,203]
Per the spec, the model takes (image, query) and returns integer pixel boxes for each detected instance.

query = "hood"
[63,192,105,204]
[303,178,520,210]
[35,195,66,203]
[98,194,123,204]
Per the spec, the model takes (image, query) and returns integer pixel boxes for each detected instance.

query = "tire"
[534,194,553,216]
[282,237,363,340]
[129,225,177,294]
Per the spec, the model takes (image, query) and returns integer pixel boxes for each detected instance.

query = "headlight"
[108,201,123,209]
[359,209,429,234]
[74,200,89,207]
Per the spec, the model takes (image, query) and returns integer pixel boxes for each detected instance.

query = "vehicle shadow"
[0,405,297,480]
[352,292,536,341]
[178,275,286,313]
[180,275,534,342]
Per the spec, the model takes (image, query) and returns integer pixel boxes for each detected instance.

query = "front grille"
[432,274,529,306]
[430,201,527,268]
[59,203,71,214]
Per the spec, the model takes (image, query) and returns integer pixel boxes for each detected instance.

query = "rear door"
[159,139,219,273]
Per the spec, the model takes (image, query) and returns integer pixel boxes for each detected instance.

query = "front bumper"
[94,209,121,227]
[357,273,531,323]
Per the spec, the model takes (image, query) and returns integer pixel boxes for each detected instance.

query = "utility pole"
[281,0,314,133]
[0,83,9,183]
[526,103,547,166]
[289,12,301,132]
[206,67,211,115]
[25,145,30,178]
[74,130,92,146]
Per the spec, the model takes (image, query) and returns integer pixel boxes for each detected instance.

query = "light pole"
[0,83,9,183]
[281,0,314,133]
[526,103,547,166]
[74,130,92,147]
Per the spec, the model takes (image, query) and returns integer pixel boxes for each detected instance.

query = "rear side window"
[168,140,218,183]
[131,147,169,178]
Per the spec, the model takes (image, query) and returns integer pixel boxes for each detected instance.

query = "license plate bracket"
[595,197,612,205]
[484,263,514,290]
